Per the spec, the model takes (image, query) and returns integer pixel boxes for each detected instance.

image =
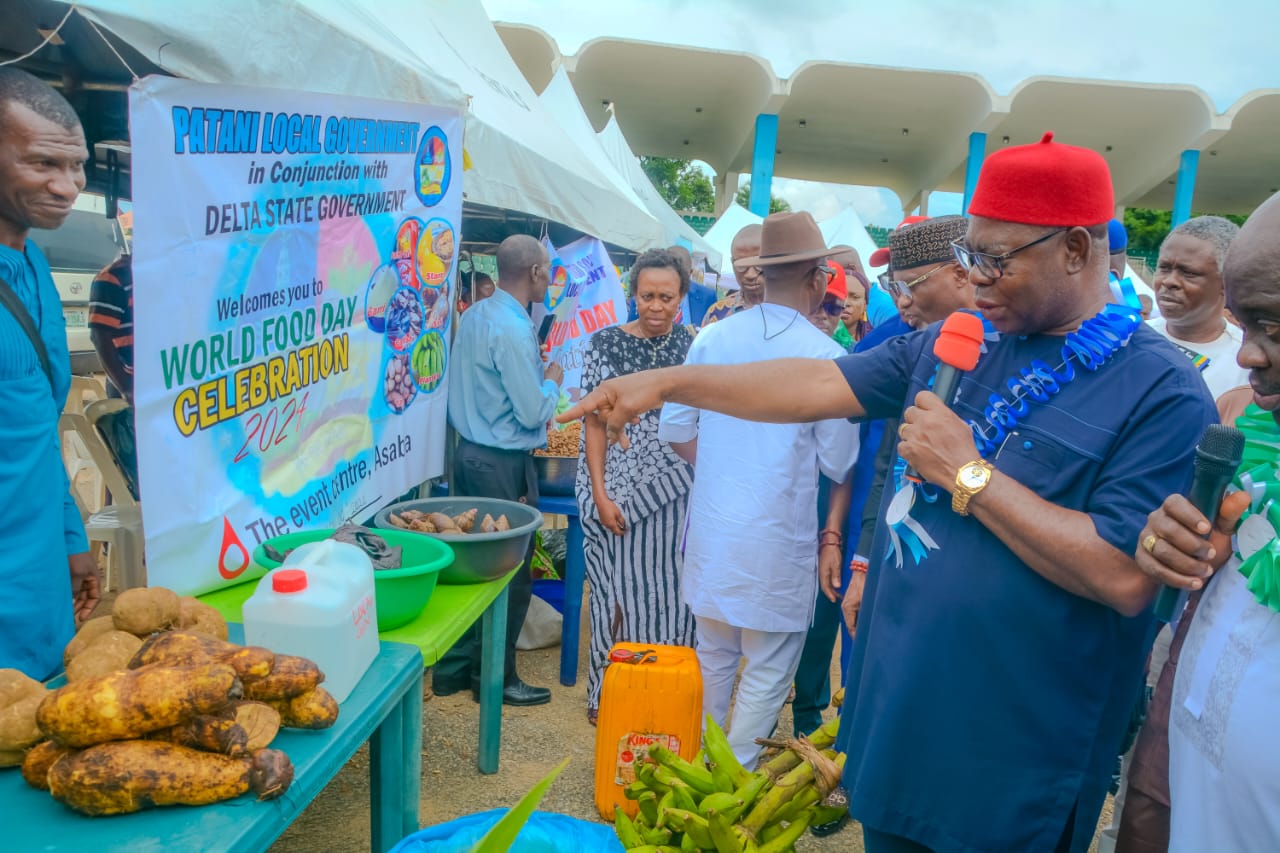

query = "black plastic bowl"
[373,497,542,584]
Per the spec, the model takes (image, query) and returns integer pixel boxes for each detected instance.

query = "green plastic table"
[200,568,516,775]
[1,625,422,853]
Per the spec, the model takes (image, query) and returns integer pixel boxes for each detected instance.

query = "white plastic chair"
[61,376,107,514]
[60,400,146,591]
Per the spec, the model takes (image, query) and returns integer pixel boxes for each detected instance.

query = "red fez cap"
[969,132,1114,227]
[824,263,848,302]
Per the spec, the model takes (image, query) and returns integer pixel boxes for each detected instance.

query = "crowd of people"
[4,61,1278,852]
[554,133,1279,852]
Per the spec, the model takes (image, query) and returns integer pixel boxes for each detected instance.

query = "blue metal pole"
[1172,149,1200,226]
[749,114,779,217]
[961,131,987,215]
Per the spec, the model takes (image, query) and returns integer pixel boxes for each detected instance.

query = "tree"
[639,157,715,213]
[1123,207,1250,256]
[736,183,791,214]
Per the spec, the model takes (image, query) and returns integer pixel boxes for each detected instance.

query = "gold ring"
[898,423,908,440]
[1142,533,1159,555]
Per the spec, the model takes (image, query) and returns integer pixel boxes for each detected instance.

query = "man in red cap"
[563,132,1217,852]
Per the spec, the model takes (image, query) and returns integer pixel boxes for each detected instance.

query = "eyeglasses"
[816,299,843,317]
[951,228,1069,278]
[885,263,953,299]
[732,259,763,276]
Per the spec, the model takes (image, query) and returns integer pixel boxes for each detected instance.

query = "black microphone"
[1152,423,1245,623]
[903,312,985,483]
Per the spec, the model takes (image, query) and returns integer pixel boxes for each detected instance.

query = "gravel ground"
[261,584,1113,853]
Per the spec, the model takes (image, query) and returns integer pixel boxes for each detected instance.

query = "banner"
[535,236,627,416]
[129,77,463,594]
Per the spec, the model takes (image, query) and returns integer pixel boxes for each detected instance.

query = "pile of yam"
[2,586,341,817]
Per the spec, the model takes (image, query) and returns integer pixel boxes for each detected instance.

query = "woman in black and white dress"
[575,249,695,724]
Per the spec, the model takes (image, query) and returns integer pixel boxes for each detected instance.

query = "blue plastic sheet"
[390,810,624,853]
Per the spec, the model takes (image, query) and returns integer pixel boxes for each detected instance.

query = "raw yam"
[47,741,293,815]
[62,615,116,666]
[37,663,241,747]
[242,654,323,701]
[130,631,274,681]
[0,693,45,755]
[21,741,75,790]
[112,587,181,636]
[151,702,280,756]
[0,668,44,705]
[266,687,339,730]
[66,631,143,683]
[178,597,230,641]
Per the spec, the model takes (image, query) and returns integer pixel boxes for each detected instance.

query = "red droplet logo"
[218,517,250,579]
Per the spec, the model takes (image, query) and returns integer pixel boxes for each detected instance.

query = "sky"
[482,0,1280,227]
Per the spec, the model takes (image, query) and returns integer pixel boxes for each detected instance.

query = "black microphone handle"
[903,363,964,482]
[1152,465,1234,622]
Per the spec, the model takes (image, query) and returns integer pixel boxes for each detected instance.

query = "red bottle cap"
[273,569,307,593]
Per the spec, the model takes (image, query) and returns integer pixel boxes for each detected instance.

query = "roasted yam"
[21,741,75,790]
[37,663,241,747]
[242,654,323,701]
[47,741,293,815]
[130,631,274,681]
[266,687,339,729]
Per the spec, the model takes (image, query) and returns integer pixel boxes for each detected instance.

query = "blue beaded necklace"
[886,303,1143,568]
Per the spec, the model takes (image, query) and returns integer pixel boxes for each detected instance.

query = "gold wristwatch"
[952,460,994,516]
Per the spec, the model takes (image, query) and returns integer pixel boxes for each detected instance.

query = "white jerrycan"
[243,540,379,702]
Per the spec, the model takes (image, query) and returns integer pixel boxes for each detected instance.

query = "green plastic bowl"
[252,529,454,631]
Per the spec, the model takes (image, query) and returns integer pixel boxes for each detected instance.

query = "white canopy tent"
[701,203,763,289]
[594,117,723,268]
[818,205,887,276]
[76,0,664,251]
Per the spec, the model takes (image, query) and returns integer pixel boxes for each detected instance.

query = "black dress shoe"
[470,677,551,706]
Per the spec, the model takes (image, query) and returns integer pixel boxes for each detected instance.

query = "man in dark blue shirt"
[562,134,1217,852]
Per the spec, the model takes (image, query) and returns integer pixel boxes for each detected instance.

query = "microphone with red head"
[903,312,986,483]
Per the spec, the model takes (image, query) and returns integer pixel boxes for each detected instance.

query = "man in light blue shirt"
[438,234,563,706]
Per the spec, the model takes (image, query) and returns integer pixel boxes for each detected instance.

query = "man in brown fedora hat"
[657,211,859,769]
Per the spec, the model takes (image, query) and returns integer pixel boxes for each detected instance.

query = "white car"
[27,193,128,373]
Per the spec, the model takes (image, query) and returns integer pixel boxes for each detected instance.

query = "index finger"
[557,394,599,423]
[1160,493,1214,536]
[913,390,944,410]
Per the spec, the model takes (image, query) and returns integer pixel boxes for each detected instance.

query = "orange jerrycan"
[593,642,703,820]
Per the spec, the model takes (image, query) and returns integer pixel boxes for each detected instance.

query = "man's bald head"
[730,224,763,259]
[1226,194,1280,296]
[1225,193,1280,423]
[496,234,550,303]
[496,234,547,281]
